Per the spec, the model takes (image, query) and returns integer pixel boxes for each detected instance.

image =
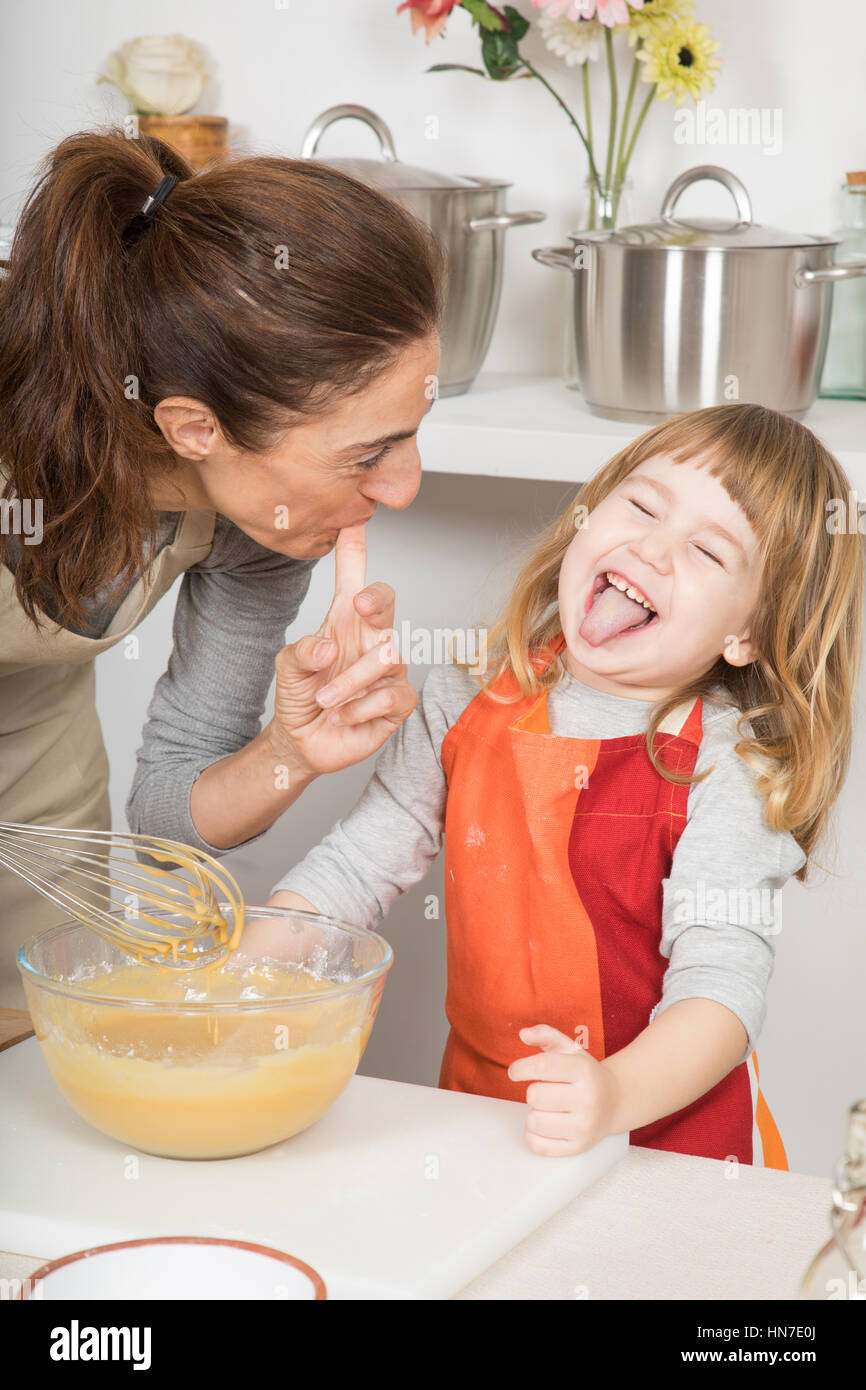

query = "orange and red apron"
[439,634,787,1168]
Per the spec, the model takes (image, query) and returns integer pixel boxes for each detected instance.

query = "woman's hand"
[507,1024,622,1157]
[267,524,417,776]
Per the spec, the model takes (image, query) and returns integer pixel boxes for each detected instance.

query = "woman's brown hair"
[0,125,446,629]
[451,403,864,882]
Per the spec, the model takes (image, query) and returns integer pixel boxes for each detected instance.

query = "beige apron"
[0,501,216,1008]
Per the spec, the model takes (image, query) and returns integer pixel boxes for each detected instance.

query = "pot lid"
[572,165,835,250]
[300,103,510,193]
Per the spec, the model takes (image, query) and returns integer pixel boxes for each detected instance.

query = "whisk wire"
[0,821,245,969]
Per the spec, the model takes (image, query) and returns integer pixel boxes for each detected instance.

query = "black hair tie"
[139,174,179,222]
[122,173,180,246]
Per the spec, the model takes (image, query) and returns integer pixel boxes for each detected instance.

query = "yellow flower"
[635,17,721,106]
[621,0,694,46]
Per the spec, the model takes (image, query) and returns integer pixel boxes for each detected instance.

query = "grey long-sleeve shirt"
[124,513,317,854]
[271,655,807,1066]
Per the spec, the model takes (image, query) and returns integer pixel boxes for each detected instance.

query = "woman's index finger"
[334,523,367,597]
[333,523,367,598]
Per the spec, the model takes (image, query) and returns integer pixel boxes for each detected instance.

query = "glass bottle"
[799,1098,866,1300]
[563,175,634,391]
[818,172,866,400]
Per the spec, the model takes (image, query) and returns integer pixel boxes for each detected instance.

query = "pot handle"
[301,104,398,163]
[468,210,547,232]
[531,245,574,270]
[660,165,753,225]
[795,261,866,287]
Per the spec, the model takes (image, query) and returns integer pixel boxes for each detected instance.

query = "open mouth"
[579,570,660,647]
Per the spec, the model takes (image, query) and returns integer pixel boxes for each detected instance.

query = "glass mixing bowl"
[17,906,392,1160]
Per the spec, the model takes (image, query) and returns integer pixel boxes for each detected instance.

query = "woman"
[0,126,445,1007]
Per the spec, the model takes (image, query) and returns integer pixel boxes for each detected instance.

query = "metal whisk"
[0,821,246,969]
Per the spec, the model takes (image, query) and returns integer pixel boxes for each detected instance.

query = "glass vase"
[563,175,634,392]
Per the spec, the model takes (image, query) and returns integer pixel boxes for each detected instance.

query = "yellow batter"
[29,959,374,1159]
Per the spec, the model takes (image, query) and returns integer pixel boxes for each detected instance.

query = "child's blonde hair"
[452,403,863,882]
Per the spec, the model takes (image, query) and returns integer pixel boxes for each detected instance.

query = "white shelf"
[419,373,866,492]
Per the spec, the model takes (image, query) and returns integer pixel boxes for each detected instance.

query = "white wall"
[2,0,865,1179]
[4,0,866,371]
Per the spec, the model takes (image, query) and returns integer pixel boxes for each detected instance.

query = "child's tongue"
[579,583,652,647]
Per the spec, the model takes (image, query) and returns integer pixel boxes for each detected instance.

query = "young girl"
[259,402,863,1168]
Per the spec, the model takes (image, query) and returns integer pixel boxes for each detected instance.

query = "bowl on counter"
[17,906,392,1160]
[17,1236,327,1300]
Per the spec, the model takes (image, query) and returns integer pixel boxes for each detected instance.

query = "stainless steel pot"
[301,104,545,396]
[532,165,866,423]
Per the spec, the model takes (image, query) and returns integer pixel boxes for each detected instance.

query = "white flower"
[537,14,605,65]
[532,0,643,25]
[99,34,209,116]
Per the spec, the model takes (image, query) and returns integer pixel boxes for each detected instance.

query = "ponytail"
[0,124,445,629]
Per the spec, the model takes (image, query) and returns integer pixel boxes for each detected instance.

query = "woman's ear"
[153,397,217,461]
[721,632,759,667]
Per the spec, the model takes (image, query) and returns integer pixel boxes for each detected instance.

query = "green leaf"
[503,5,529,41]
[462,0,505,31]
[480,27,522,79]
[427,62,488,76]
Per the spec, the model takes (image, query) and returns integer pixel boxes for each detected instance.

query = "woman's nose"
[361,453,422,511]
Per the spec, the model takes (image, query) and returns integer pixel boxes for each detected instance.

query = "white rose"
[98,34,209,116]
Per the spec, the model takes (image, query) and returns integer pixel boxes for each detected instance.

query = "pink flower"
[397,0,462,42]
[531,0,643,26]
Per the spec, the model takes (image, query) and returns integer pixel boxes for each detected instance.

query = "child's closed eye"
[627,497,725,568]
[628,497,655,517]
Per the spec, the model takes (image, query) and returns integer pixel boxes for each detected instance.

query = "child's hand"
[233,891,321,964]
[507,1024,621,1157]
[269,524,417,776]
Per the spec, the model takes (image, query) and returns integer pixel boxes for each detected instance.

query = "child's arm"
[601,998,748,1132]
[508,703,807,1155]
[235,889,322,961]
[268,889,320,914]
[508,1001,747,1156]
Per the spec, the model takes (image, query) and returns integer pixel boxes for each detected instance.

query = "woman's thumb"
[276,633,336,678]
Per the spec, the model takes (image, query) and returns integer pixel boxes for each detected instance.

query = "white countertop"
[0,1014,836,1301]
[419,374,866,491]
[2,1039,626,1300]
[1,1042,834,1305]
[1,1148,832,1300]
[455,1147,832,1300]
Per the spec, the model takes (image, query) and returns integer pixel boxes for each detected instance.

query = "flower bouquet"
[397,0,721,230]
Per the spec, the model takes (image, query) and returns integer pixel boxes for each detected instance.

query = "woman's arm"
[126,541,313,857]
[187,722,318,847]
[127,521,414,857]
[189,525,419,849]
